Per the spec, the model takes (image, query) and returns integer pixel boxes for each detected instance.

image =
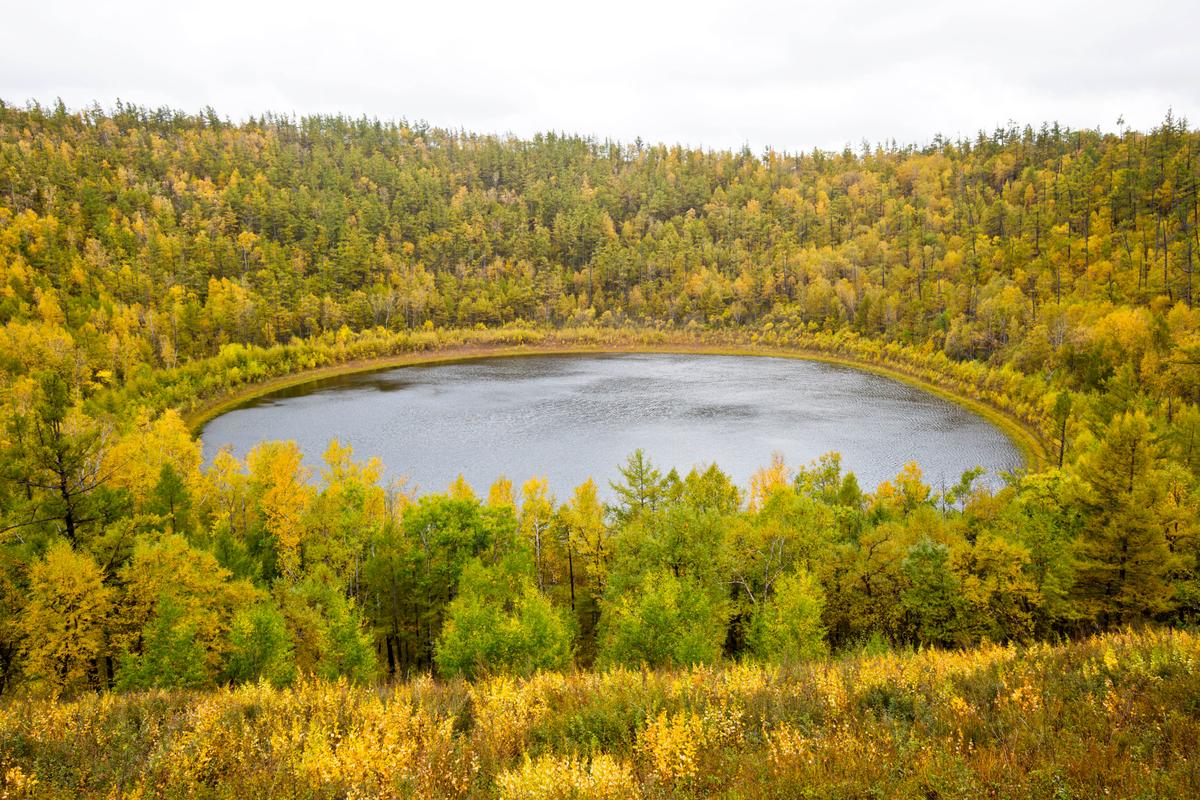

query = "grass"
[1,628,1194,798]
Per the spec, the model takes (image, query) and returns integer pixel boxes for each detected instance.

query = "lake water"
[199,353,1024,499]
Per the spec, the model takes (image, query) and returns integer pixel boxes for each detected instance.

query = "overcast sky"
[4,0,1198,152]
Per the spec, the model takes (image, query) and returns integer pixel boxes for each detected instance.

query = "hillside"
[0,102,1198,797]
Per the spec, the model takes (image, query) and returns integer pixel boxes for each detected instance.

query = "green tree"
[2,372,112,545]
[146,462,192,537]
[116,597,209,691]
[1073,411,1176,624]
[291,577,377,684]
[681,463,741,514]
[608,450,666,524]
[902,538,964,647]
[224,601,296,687]
[598,570,728,668]
[435,557,573,679]
[746,568,828,663]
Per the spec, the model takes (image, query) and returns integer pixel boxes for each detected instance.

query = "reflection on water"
[200,354,1024,499]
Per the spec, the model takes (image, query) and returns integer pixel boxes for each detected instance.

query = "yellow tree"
[748,452,790,512]
[118,534,262,676]
[895,462,932,512]
[104,409,201,509]
[487,476,515,510]
[309,440,387,593]
[20,541,113,694]
[520,477,555,591]
[204,446,251,538]
[247,441,313,581]
[559,478,607,646]
[873,461,933,517]
[447,474,476,501]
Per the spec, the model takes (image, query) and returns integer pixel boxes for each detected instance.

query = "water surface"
[200,354,1023,498]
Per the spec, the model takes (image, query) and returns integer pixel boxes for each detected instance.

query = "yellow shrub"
[470,672,567,763]
[497,754,640,800]
[636,710,710,786]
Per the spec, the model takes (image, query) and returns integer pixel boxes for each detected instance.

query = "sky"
[3,0,1198,152]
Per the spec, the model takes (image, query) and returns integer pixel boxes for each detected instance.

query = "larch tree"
[20,541,114,694]
[2,372,113,545]
[1074,410,1176,624]
[246,441,313,582]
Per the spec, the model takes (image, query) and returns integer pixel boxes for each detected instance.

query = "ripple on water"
[200,354,1024,499]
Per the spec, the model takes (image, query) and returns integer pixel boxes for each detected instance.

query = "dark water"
[200,354,1024,499]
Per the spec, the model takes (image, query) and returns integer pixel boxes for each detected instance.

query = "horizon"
[4,0,1198,154]
[3,96,1190,158]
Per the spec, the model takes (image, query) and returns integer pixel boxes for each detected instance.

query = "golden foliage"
[747,452,789,512]
[497,754,639,800]
[247,441,313,580]
[103,409,201,505]
[636,709,710,787]
[19,542,112,695]
[448,474,477,501]
[0,629,1198,798]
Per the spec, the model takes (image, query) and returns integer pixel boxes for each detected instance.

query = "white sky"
[3,0,1198,152]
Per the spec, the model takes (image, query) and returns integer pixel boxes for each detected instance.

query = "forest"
[0,100,1199,797]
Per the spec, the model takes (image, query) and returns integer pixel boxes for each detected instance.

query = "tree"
[146,463,192,536]
[1050,390,1074,468]
[223,601,296,687]
[435,557,573,679]
[902,538,964,647]
[116,597,209,690]
[364,494,518,672]
[598,570,728,668]
[1073,411,1176,624]
[2,372,112,545]
[748,452,790,512]
[1003,469,1084,632]
[447,474,477,501]
[520,477,555,591]
[746,568,828,663]
[104,409,201,511]
[307,440,387,594]
[681,464,741,515]
[280,577,376,684]
[118,534,262,676]
[608,450,665,524]
[958,532,1039,642]
[20,541,113,693]
[560,478,607,630]
[487,476,515,509]
[246,441,312,582]
[317,593,377,684]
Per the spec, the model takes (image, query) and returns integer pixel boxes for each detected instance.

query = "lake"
[199,353,1025,499]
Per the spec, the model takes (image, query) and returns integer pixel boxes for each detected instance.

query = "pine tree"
[608,450,665,524]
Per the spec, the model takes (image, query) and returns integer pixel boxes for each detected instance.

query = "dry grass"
[2,628,1197,798]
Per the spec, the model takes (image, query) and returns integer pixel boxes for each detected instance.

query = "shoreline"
[183,341,1048,471]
